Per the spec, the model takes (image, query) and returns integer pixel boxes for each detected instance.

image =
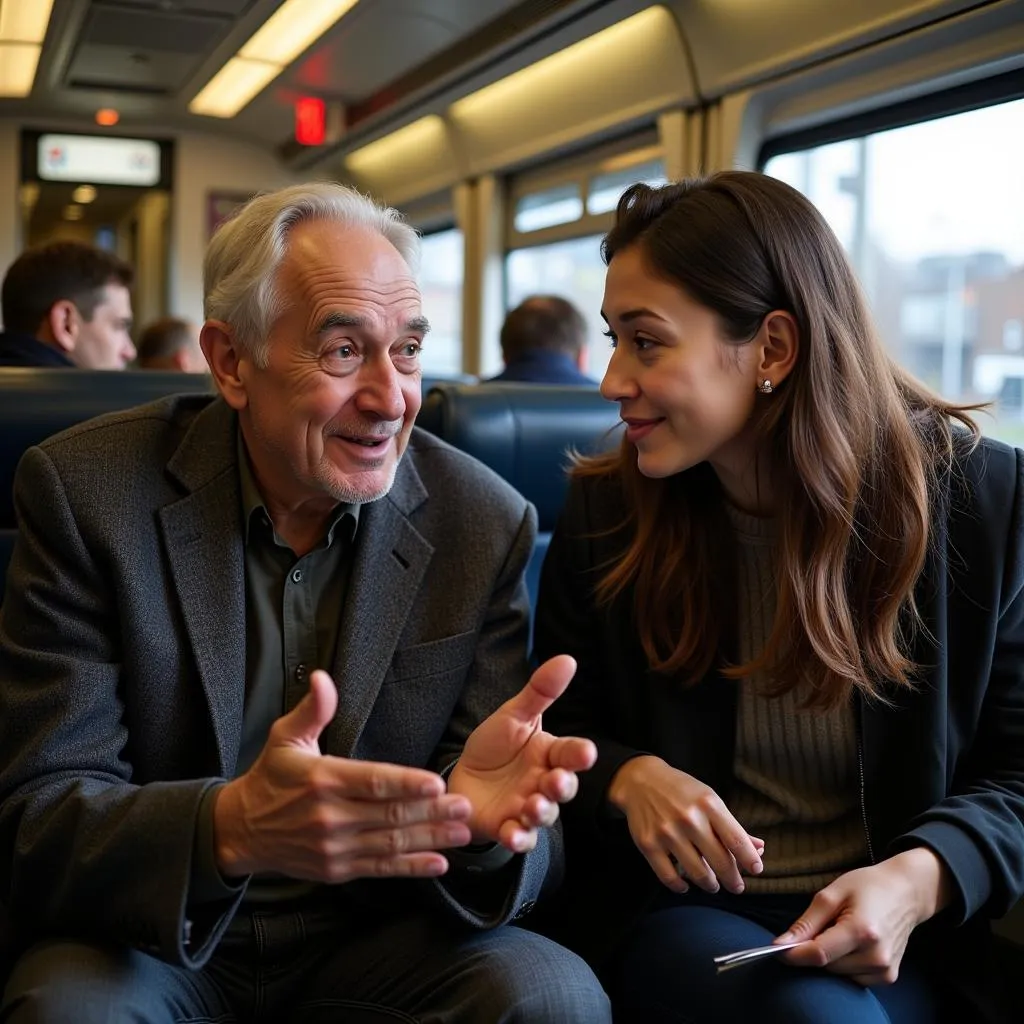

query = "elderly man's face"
[237,220,426,508]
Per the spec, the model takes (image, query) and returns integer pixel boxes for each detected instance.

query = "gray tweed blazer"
[0,395,551,968]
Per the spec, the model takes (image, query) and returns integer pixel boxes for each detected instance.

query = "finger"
[670,845,723,894]
[674,811,743,892]
[711,819,763,878]
[537,767,578,803]
[340,852,451,880]
[642,846,688,894]
[782,923,862,970]
[545,736,598,772]
[347,794,472,830]
[751,836,766,855]
[313,756,448,800]
[497,819,538,854]
[271,669,338,748]
[502,655,577,722]
[519,794,559,829]
[775,888,841,945]
[348,821,473,858]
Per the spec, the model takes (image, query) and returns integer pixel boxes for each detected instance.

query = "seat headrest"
[0,369,211,527]
[418,383,622,530]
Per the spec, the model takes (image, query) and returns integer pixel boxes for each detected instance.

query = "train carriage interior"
[1,0,1024,1002]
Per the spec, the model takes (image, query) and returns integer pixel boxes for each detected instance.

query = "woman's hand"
[776,847,953,985]
[607,755,764,894]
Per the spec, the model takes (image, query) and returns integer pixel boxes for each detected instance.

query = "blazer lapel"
[324,455,433,757]
[159,399,246,776]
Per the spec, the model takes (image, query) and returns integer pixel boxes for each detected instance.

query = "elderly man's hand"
[212,670,473,882]
[446,655,598,853]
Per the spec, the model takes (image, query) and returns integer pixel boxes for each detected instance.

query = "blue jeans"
[608,891,941,1024]
[0,903,610,1024]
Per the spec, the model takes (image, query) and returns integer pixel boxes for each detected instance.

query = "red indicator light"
[295,97,326,146]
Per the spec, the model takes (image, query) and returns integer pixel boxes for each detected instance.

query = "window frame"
[757,65,1024,169]
[506,131,663,251]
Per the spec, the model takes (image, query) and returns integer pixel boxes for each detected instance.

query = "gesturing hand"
[776,848,953,985]
[212,670,474,882]
[447,655,598,853]
[607,755,764,895]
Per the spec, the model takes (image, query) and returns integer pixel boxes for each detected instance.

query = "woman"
[532,172,1024,1023]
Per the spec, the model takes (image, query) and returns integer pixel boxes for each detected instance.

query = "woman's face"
[600,245,761,481]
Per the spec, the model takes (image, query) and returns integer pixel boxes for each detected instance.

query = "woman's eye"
[634,335,656,352]
[602,329,618,348]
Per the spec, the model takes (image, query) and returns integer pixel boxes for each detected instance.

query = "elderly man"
[0,240,136,369]
[0,184,610,1023]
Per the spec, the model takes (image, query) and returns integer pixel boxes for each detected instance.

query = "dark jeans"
[0,903,610,1024]
[609,890,941,1024]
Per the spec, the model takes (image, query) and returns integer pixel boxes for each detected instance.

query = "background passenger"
[136,316,206,373]
[532,173,1024,1023]
[486,295,597,385]
[0,182,610,1024]
[0,241,135,369]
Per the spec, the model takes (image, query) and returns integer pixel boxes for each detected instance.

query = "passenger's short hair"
[500,296,588,363]
[136,317,195,364]
[1,241,133,334]
[203,182,420,367]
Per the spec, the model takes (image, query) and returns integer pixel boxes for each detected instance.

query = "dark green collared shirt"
[235,436,359,776]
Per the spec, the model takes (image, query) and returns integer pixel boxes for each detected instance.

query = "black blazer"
[533,437,1024,1001]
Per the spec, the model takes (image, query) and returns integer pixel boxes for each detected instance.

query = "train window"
[506,235,609,378]
[513,184,585,233]
[418,228,463,376]
[505,138,665,377]
[587,159,667,215]
[764,97,1024,444]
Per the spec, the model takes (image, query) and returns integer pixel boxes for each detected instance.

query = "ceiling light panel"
[190,0,359,117]
[189,57,280,118]
[0,42,40,97]
[0,0,55,43]
[241,0,358,66]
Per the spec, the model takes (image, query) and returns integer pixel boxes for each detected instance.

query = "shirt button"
[295,664,308,683]
[291,568,303,583]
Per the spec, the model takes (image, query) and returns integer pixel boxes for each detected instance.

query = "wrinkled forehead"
[281,220,420,306]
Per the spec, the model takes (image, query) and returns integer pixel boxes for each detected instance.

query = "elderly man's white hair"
[203,182,421,368]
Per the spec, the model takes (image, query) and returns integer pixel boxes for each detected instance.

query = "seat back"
[0,369,210,529]
[0,369,211,606]
[418,382,622,614]
[0,369,471,526]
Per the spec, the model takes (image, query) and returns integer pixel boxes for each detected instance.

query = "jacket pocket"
[387,630,478,682]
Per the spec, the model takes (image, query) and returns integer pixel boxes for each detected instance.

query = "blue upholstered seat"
[417,382,622,617]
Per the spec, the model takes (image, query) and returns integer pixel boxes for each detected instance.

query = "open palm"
[448,655,597,851]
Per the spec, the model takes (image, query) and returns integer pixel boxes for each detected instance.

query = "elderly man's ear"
[201,320,247,408]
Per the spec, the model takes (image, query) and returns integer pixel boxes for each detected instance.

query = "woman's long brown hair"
[579,173,980,708]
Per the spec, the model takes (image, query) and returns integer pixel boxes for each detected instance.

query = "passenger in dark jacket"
[531,172,1024,1024]
[0,241,135,368]
[485,296,598,385]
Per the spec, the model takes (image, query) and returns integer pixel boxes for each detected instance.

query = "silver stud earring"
[758,379,773,395]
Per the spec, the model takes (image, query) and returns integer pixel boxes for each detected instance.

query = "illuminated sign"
[295,97,326,146]
[37,134,161,186]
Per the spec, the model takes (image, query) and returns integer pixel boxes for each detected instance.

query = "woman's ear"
[201,320,247,410]
[757,310,799,389]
